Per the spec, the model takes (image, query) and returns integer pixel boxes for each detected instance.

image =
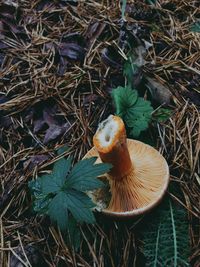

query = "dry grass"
[0,0,200,266]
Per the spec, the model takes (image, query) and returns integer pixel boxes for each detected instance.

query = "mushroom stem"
[93,115,133,180]
[93,115,138,212]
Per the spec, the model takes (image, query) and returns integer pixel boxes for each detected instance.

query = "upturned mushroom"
[84,115,169,217]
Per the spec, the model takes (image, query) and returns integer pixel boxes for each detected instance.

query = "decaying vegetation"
[0,0,200,266]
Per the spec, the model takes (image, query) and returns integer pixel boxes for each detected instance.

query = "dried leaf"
[33,118,46,133]
[43,123,69,144]
[85,21,105,46]
[59,42,85,61]
[101,47,123,69]
[24,154,50,170]
[146,77,172,106]
[57,56,69,76]
[43,108,57,126]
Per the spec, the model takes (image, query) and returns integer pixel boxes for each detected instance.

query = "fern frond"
[142,198,190,267]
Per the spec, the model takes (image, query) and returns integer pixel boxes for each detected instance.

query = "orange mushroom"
[84,115,169,217]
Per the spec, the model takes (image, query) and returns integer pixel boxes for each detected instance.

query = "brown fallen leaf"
[33,104,57,133]
[59,42,85,61]
[33,118,46,133]
[43,123,70,144]
[57,33,86,75]
[101,47,123,69]
[85,20,106,47]
[23,154,50,170]
[145,76,172,106]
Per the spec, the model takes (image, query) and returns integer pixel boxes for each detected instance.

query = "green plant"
[152,108,172,122]
[121,0,127,20]
[29,156,111,231]
[112,86,153,137]
[142,198,189,267]
[123,57,140,88]
[190,21,200,33]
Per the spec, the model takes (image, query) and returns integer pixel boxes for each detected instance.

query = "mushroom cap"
[83,139,169,218]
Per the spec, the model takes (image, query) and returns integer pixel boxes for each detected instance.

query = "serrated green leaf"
[142,199,189,267]
[66,215,81,251]
[28,179,53,214]
[48,192,68,231]
[33,195,52,214]
[112,86,138,116]
[129,119,149,137]
[29,155,110,234]
[53,157,72,186]
[126,99,152,123]
[40,174,61,195]
[39,158,71,194]
[66,190,95,224]
[66,157,111,191]
[112,86,153,137]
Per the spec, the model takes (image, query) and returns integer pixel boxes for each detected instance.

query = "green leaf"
[129,119,149,137]
[66,215,81,251]
[121,0,127,20]
[28,179,52,214]
[152,108,172,122]
[40,174,61,195]
[56,145,69,155]
[142,199,189,267]
[190,21,200,33]
[112,86,153,137]
[53,157,72,186]
[125,98,152,123]
[112,86,138,116]
[39,158,72,194]
[66,190,95,224]
[29,154,111,235]
[66,157,111,191]
[124,59,139,87]
[48,192,68,231]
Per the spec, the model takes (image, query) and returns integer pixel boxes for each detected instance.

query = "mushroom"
[84,115,169,217]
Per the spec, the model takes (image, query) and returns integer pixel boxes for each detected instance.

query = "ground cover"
[0,1,200,266]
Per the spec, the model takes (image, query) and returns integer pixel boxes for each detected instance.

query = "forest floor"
[0,1,200,266]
